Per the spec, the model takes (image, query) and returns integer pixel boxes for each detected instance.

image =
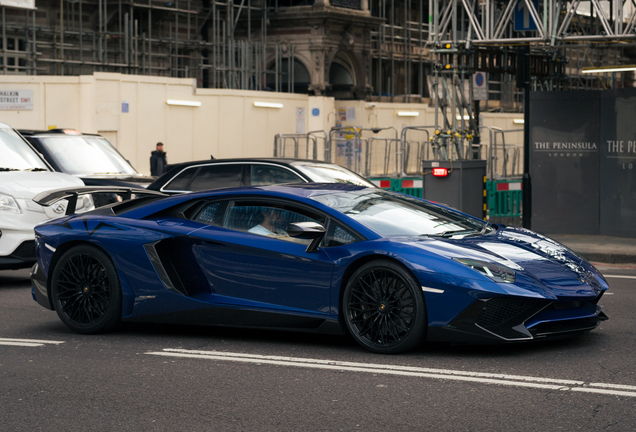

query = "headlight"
[454,258,516,283]
[0,193,21,214]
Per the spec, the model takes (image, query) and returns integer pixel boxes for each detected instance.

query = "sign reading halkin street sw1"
[0,89,33,110]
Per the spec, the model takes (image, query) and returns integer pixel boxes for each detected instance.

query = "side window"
[249,165,304,186]
[164,167,198,191]
[194,202,223,225]
[223,201,324,244]
[177,199,229,226]
[190,164,244,191]
[325,221,359,247]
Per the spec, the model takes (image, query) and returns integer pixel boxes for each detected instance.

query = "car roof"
[18,129,102,137]
[119,183,372,220]
[191,182,368,199]
[163,158,325,169]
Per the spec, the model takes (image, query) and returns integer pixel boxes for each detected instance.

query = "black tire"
[50,245,122,334]
[342,260,427,354]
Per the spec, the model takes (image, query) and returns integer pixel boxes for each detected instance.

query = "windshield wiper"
[22,168,48,172]
[93,172,124,175]
[479,222,490,235]
[424,229,480,238]
[0,167,20,171]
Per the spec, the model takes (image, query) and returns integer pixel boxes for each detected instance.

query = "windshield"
[38,135,137,175]
[295,163,375,188]
[311,189,487,237]
[0,127,49,170]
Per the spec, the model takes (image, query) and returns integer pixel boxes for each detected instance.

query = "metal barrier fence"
[273,125,523,217]
[491,128,523,179]
[273,130,329,161]
[273,124,521,180]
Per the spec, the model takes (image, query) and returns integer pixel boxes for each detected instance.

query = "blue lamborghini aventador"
[31,183,609,354]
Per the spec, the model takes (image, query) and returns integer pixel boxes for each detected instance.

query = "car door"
[190,198,335,315]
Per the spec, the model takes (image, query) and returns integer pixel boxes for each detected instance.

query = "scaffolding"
[2,1,634,107]
[0,0,297,91]
[368,0,431,102]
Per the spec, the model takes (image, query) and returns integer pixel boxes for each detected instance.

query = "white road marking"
[604,275,636,280]
[590,383,636,390]
[0,341,44,347]
[145,348,636,397]
[0,337,65,347]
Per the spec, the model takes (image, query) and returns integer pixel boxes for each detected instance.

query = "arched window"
[266,59,311,94]
[329,52,356,93]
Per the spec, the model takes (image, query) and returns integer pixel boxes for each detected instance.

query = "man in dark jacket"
[150,142,168,176]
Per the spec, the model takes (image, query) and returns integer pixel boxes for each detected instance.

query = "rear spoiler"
[33,186,167,215]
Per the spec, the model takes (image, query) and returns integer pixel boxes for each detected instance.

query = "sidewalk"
[549,234,636,265]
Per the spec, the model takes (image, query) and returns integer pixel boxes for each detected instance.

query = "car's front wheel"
[51,245,122,334]
[342,260,427,354]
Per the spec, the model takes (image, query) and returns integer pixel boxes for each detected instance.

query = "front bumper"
[0,240,37,270]
[427,294,608,344]
[0,198,53,269]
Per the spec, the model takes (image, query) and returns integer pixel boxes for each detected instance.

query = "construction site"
[2,0,636,221]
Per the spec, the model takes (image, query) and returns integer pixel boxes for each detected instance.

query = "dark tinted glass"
[190,164,243,191]
[325,223,358,247]
[164,167,198,191]
[250,165,303,186]
[224,202,324,244]
[312,189,487,237]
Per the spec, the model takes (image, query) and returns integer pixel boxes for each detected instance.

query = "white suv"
[0,122,91,270]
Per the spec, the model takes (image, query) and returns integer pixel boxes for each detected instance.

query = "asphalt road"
[1,265,635,432]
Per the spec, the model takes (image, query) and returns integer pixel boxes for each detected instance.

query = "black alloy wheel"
[342,260,427,354]
[51,245,122,334]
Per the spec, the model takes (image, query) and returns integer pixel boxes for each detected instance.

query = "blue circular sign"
[311,108,320,117]
[475,73,484,87]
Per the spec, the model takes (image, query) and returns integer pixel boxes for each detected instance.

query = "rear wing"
[33,186,167,215]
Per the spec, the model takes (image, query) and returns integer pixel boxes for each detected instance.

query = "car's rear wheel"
[342,260,427,354]
[51,245,121,334]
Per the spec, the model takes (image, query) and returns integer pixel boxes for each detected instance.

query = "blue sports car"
[31,184,608,354]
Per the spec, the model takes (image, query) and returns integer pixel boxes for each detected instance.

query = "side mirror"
[287,222,326,253]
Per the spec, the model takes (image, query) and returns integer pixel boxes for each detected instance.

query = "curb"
[576,252,636,265]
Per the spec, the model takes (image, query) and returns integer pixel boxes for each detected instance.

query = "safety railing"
[491,128,523,179]
[400,125,437,176]
[272,125,521,182]
[273,130,330,161]
[328,127,365,174]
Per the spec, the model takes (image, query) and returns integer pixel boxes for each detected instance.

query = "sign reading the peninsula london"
[605,140,636,170]
[533,141,598,157]
[0,89,33,110]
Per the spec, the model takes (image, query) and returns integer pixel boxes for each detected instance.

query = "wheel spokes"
[348,268,417,346]
[56,254,110,325]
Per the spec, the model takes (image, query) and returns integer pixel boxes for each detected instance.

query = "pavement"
[489,217,636,264]
[549,234,636,265]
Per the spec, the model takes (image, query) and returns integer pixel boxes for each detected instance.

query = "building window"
[1,37,28,74]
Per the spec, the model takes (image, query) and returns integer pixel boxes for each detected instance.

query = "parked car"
[146,158,376,194]
[19,128,155,188]
[32,183,608,353]
[20,128,156,207]
[0,122,91,270]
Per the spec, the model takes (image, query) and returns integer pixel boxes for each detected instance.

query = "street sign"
[514,0,538,31]
[473,72,488,101]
